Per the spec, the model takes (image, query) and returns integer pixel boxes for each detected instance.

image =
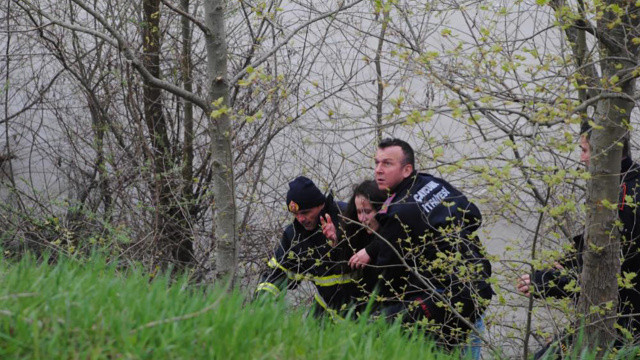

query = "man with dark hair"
[517,128,640,354]
[380,137,416,167]
[255,176,358,319]
[350,138,493,348]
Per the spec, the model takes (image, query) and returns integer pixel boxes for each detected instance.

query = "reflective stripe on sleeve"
[256,282,280,296]
[267,257,356,286]
[267,257,308,281]
[313,273,355,286]
[314,293,344,321]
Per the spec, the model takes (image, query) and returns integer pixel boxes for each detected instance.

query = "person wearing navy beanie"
[285,176,326,230]
[255,175,360,320]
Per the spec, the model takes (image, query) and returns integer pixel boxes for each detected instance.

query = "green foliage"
[0,255,457,359]
[0,198,132,261]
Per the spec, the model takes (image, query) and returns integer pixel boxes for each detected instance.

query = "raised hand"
[320,214,337,247]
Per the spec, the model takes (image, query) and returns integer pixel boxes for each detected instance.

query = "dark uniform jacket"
[256,194,360,319]
[532,158,640,335]
[363,171,493,321]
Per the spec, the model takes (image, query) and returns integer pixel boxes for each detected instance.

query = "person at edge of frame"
[255,175,360,320]
[341,138,494,349]
[321,178,488,359]
[517,125,640,358]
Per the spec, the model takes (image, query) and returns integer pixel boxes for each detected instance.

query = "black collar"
[389,170,419,195]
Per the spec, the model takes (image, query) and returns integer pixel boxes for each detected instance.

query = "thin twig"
[0,292,39,301]
[131,295,224,333]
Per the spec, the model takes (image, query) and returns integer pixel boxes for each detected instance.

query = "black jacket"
[532,158,640,327]
[363,172,493,312]
[256,194,359,318]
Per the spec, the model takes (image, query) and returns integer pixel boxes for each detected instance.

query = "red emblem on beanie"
[288,200,300,213]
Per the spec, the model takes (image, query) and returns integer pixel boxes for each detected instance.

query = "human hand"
[517,274,531,297]
[349,248,371,269]
[320,214,337,247]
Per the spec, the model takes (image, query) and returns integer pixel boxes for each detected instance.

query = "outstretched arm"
[255,227,299,298]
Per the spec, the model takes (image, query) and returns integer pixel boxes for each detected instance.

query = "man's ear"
[402,163,413,178]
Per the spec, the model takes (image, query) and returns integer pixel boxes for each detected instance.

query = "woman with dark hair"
[342,180,387,252]
[320,180,387,311]
[321,179,386,249]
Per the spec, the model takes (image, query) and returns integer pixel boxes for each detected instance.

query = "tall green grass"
[0,255,455,359]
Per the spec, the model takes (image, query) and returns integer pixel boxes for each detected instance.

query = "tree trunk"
[181,0,194,208]
[204,0,237,282]
[578,0,637,349]
[580,99,626,349]
[142,0,193,267]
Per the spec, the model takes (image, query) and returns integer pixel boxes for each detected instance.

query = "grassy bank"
[0,255,453,359]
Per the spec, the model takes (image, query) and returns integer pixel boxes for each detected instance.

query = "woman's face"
[355,195,379,234]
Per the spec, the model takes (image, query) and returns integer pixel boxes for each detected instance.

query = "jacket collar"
[389,170,419,195]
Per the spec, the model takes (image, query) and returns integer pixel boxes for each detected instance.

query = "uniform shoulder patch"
[413,180,440,203]
[413,180,451,214]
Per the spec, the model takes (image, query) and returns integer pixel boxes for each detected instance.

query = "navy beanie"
[286,176,325,212]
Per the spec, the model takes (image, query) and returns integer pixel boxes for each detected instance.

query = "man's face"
[292,204,324,230]
[374,146,413,191]
[580,135,591,167]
